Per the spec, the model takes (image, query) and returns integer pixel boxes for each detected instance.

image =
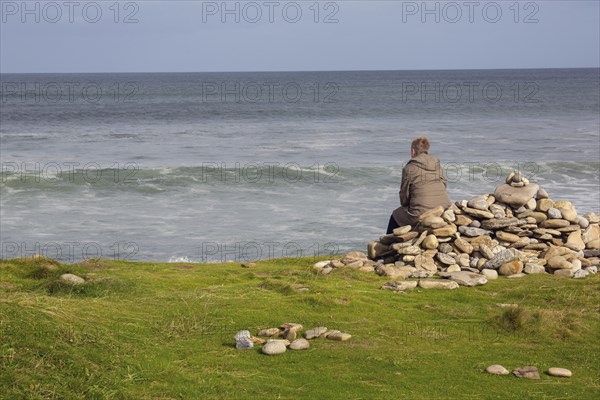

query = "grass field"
[1,256,599,399]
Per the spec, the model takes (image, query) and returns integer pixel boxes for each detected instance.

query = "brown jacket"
[392,153,451,225]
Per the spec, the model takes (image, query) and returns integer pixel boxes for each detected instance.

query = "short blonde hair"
[411,136,430,155]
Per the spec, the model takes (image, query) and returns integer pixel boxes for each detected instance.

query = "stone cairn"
[313,172,600,290]
[235,323,351,355]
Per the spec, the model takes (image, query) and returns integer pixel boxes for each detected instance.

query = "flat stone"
[486,364,509,375]
[462,206,494,219]
[540,219,571,229]
[257,328,280,337]
[496,231,521,243]
[459,226,492,237]
[381,281,418,292]
[375,265,408,279]
[418,279,459,289]
[506,273,526,279]
[396,245,421,255]
[432,224,457,236]
[547,208,562,219]
[393,225,412,236]
[494,183,539,207]
[512,366,540,379]
[326,331,351,341]
[235,330,254,350]
[481,218,522,230]
[262,340,287,355]
[413,230,428,247]
[304,327,328,339]
[59,273,85,285]
[547,367,572,378]
[288,338,310,350]
[421,216,447,229]
[447,271,487,286]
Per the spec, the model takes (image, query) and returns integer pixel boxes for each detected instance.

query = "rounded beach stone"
[393,225,412,236]
[422,234,439,250]
[546,208,562,219]
[418,279,459,289]
[480,269,498,280]
[486,364,509,375]
[262,340,287,355]
[547,367,572,377]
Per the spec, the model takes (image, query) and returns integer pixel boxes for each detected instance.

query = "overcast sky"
[1,0,599,73]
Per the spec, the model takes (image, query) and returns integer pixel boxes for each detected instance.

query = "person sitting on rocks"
[387,136,452,233]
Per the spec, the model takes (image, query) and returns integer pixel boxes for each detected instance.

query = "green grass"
[1,256,599,399]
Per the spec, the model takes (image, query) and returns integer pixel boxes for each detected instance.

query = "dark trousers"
[386,214,400,234]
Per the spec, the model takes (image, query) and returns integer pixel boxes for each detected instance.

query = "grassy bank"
[1,256,599,399]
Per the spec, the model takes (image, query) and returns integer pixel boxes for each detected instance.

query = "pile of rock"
[313,172,600,289]
[235,323,351,355]
[486,364,572,379]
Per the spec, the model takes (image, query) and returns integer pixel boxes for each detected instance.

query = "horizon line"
[1,66,599,75]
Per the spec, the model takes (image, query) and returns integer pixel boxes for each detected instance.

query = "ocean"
[1,68,599,262]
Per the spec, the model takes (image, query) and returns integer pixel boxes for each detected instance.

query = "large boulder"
[494,183,539,208]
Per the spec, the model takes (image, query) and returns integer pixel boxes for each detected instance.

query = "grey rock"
[436,253,455,265]
[438,243,453,253]
[235,330,254,350]
[586,266,598,274]
[547,207,562,219]
[573,269,589,279]
[513,366,540,379]
[304,327,328,339]
[59,273,85,285]
[482,248,524,270]
[381,281,418,292]
[458,226,492,237]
